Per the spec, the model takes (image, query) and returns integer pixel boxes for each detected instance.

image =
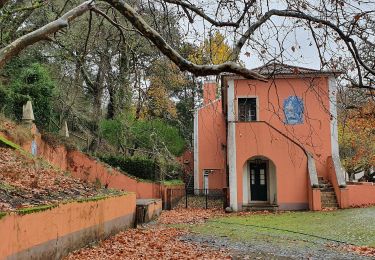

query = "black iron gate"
[166,188,228,210]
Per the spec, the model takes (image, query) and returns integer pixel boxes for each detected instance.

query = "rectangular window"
[238,98,257,121]
[260,169,265,185]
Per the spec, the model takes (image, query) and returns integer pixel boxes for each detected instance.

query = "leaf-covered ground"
[66,226,231,260]
[67,207,375,259]
[0,147,121,211]
[66,208,231,260]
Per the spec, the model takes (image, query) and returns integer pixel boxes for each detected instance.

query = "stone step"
[242,204,278,212]
[321,192,336,196]
[322,199,338,204]
[322,195,337,198]
[322,195,337,199]
[321,195,336,199]
[320,188,335,192]
[322,203,339,208]
[319,179,339,209]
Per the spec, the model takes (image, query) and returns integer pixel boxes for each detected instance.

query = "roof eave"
[222,71,342,81]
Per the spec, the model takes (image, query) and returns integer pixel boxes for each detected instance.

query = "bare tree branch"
[104,0,266,80]
[231,9,375,87]
[162,0,254,27]
[0,0,94,68]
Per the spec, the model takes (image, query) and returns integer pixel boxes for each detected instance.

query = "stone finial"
[22,101,35,122]
[60,120,69,138]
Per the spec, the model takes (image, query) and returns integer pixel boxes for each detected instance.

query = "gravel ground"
[181,233,372,259]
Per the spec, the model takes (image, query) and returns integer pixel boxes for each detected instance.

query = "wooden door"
[250,162,268,201]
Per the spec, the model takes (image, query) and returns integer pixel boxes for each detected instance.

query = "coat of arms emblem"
[283,96,304,124]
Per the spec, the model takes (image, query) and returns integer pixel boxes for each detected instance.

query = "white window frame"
[236,96,259,122]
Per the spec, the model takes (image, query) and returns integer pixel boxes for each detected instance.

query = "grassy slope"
[193,207,375,247]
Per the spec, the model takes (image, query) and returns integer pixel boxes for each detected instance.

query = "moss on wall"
[16,205,57,216]
[0,212,7,220]
[75,193,127,204]
[1,190,130,217]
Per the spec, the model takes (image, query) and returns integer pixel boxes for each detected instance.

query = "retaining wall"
[67,150,161,199]
[327,156,375,208]
[17,129,184,200]
[0,193,136,260]
[346,182,375,207]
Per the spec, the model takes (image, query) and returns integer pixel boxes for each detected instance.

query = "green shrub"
[1,59,56,130]
[99,116,186,157]
[0,86,15,116]
[99,118,126,149]
[132,119,186,156]
[100,155,157,180]
[11,63,56,129]
[99,155,183,181]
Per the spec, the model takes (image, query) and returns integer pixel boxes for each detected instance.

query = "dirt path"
[181,233,372,260]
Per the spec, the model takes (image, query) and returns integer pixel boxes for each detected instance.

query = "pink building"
[194,63,375,211]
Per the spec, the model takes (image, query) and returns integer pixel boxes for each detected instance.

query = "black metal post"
[167,189,171,210]
[223,187,228,209]
[205,189,208,209]
[185,187,188,208]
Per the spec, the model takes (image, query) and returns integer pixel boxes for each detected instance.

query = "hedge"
[99,155,182,181]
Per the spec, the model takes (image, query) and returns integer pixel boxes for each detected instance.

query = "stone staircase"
[318,177,339,208]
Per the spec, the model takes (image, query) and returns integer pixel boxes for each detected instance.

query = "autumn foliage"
[189,32,233,65]
[339,100,375,179]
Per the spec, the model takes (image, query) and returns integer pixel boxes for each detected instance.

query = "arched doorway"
[243,156,277,205]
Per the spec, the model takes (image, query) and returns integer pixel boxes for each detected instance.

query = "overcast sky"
[176,0,360,71]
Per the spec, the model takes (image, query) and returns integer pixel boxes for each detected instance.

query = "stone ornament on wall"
[31,140,38,156]
[283,96,304,125]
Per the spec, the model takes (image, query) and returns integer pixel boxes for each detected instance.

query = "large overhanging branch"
[0,0,94,69]
[232,9,375,86]
[103,0,266,80]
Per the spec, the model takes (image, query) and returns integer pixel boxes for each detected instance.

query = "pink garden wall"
[0,193,136,260]
[327,156,375,208]
[15,127,183,200]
